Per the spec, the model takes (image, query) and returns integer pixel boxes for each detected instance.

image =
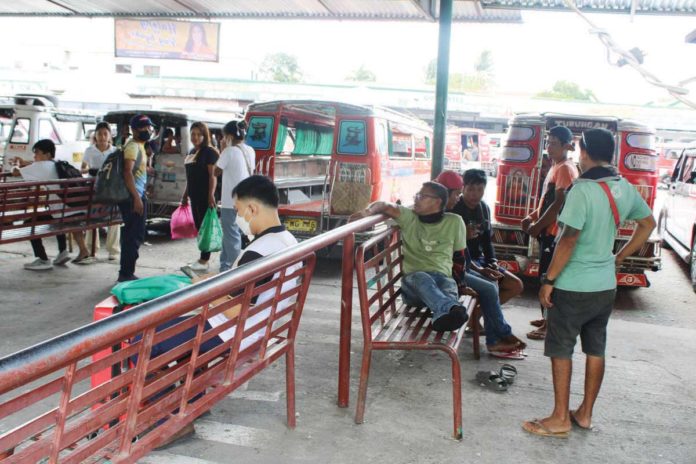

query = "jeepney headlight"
[501,146,532,162]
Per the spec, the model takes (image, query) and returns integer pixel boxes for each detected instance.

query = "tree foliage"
[424,51,494,92]
[536,80,597,101]
[259,53,303,83]
[347,65,376,82]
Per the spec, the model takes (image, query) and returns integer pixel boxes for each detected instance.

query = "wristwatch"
[540,274,555,286]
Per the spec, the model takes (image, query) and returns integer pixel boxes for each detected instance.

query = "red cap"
[435,170,463,190]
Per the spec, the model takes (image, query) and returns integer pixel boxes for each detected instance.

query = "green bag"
[197,207,223,253]
[111,274,192,305]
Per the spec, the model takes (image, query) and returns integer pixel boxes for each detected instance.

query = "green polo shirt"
[555,178,652,292]
[394,206,467,277]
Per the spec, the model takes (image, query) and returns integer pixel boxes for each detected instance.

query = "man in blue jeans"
[351,182,469,332]
[117,114,153,282]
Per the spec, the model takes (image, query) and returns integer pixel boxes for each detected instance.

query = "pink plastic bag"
[170,204,198,239]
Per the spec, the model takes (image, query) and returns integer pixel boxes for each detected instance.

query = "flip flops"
[476,371,508,392]
[522,419,570,438]
[529,319,545,328]
[526,328,546,340]
[489,349,526,360]
[499,364,517,384]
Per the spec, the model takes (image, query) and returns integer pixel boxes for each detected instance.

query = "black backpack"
[54,160,89,207]
[94,148,142,205]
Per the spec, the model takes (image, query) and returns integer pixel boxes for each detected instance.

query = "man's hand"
[527,222,542,238]
[459,286,478,298]
[480,267,504,281]
[538,284,554,308]
[348,209,368,222]
[133,196,144,216]
[466,226,480,239]
[521,216,532,233]
[180,195,189,206]
[615,253,626,270]
[208,194,217,208]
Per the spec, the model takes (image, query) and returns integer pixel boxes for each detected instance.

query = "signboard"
[545,117,618,134]
[115,19,220,62]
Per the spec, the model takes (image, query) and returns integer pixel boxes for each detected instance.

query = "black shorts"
[544,288,616,359]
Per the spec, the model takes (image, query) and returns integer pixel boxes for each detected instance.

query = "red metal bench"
[354,227,479,439]
[0,251,316,463]
[0,178,119,249]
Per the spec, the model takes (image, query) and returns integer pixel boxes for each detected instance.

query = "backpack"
[94,147,142,204]
[54,160,89,207]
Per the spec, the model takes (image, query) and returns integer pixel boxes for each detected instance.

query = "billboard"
[115,19,220,62]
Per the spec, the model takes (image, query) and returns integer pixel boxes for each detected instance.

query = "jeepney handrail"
[0,213,386,393]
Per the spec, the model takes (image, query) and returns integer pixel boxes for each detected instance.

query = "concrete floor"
[0,224,695,464]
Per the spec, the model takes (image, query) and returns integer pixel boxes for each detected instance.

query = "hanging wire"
[563,0,696,109]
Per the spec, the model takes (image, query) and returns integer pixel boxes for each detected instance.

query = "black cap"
[548,125,574,145]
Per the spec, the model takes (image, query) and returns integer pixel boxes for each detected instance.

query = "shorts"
[544,288,616,359]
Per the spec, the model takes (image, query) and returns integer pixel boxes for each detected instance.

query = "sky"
[2,12,695,106]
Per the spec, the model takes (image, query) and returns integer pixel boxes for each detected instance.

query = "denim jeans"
[400,271,459,321]
[219,208,242,272]
[464,270,512,346]
[118,195,147,280]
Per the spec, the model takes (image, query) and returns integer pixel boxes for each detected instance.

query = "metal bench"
[354,227,480,439]
[0,178,120,250]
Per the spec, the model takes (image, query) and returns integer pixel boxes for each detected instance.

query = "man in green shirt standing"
[351,182,470,332]
[523,128,656,438]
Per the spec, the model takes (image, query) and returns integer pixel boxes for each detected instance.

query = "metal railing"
[495,170,540,219]
[0,214,385,463]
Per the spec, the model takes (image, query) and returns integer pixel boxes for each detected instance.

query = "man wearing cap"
[436,170,526,356]
[522,128,655,437]
[117,114,153,282]
[521,125,579,340]
[351,182,470,332]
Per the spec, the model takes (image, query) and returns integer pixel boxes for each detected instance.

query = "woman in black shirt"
[181,121,219,271]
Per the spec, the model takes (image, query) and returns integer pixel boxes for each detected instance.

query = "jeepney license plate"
[284,218,317,233]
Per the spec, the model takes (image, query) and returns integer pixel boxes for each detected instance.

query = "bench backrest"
[0,178,117,244]
[0,252,316,463]
[355,227,406,342]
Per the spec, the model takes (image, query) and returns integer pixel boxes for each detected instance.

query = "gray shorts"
[544,288,616,359]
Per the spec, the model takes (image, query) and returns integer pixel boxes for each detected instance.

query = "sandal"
[522,419,570,438]
[526,328,546,340]
[530,319,545,328]
[490,349,525,360]
[476,371,508,392]
[499,364,517,385]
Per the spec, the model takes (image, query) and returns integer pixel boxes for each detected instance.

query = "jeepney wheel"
[658,213,671,250]
[690,235,696,293]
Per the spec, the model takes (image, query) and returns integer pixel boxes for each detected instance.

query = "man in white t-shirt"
[11,139,71,270]
[215,120,255,272]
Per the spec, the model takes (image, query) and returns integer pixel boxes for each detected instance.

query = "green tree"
[474,50,494,74]
[347,65,376,82]
[424,51,494,92]
[260,53,302,83]
[425,58,437,84]
[536,80,597,101]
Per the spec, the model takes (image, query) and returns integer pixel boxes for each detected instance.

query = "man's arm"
[538,225,580,308]
[122,158,143,215]
[349,201,401,221]
[528,188,566,237]
[615,214,656,268]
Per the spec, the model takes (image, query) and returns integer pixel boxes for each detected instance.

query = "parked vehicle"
[0,104,14,152]
[492,113,661,287]
[444,127,492,175]
[244,100,433,239]
[655,141,686,184]
[487,132,506,176]
[102,110,237,218]
[2,95,98,173]
[659,145,696,291]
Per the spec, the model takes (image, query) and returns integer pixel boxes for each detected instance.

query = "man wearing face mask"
[117,114,152,282]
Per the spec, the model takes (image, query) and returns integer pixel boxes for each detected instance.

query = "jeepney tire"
[658,214,671,250]
[690,235,696,293]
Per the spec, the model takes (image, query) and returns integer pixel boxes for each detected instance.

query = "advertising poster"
[115,19,220,62]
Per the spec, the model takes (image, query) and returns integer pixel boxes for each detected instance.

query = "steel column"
[431,0,453,179]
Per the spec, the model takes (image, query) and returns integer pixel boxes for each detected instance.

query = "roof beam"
[317,0,336,16]
[410,0,436,21]
[173,0,199,15]
[46,0,79,15]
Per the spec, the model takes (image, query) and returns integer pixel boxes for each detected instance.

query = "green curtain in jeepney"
[292,123,317,155]
[275,121,288,154]
[315,127,334,155]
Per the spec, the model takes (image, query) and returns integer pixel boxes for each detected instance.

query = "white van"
[2,95,98,172]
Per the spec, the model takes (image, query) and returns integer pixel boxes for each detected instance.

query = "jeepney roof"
[509,112,654,134]
[247,100,431,132]
[102,109,232,127]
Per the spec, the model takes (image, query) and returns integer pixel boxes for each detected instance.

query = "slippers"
[475,371,508,392]
[499,364,517,384]
[530,319,545,328]
[526,329,546,340]
[570,411,593,430]
[522,420,570,438]
[489,349,525,360]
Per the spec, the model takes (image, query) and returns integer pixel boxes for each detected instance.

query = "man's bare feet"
[570,409,593,430]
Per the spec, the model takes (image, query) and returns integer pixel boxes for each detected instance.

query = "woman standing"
[181,122,219,272]
[215,120,255,272]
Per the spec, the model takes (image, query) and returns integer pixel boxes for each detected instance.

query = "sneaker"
[53,250,71,266]
[24,259,53,271]
[189,261,209,272]
[73,256,96,265]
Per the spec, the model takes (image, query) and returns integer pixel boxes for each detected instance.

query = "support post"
[431,0,453,179]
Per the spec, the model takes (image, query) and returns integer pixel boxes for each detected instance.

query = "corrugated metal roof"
[0,0,522,22]
[480,0,696,15]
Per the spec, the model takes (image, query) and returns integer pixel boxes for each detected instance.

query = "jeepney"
[244,100,433,240]
[492,113,661,287]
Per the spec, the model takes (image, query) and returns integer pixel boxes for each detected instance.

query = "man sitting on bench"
[351,181,469,332]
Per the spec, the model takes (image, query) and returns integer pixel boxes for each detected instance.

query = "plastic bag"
[111,274,192,305]
[197,207,223,253]
[170,204,198,239]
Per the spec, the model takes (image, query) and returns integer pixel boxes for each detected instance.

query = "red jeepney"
[244,100,433,239]
[444,127,492,175]
[492,113,661,287]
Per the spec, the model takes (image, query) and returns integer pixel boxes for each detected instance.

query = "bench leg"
[354,348,372,425]
[448,350,463,440]
[286,345,296,429]
[472,305,481,360]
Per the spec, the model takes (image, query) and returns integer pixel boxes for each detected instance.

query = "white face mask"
[235,208,253,237]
